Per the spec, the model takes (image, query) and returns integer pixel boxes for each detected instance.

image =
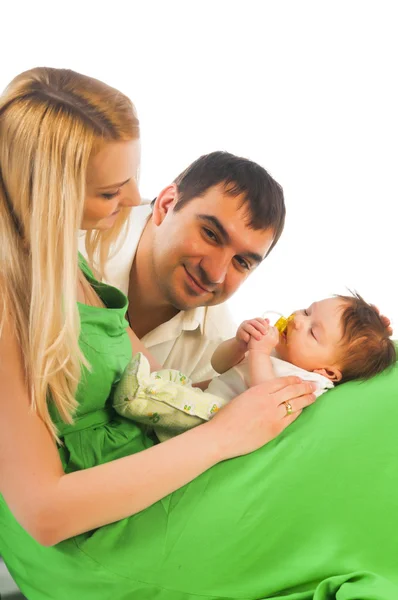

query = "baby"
[113,292,396,441]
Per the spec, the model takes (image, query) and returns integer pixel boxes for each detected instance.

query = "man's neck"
[127,218,179,339]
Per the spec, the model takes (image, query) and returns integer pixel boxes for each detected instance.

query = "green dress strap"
[78,252,97,281]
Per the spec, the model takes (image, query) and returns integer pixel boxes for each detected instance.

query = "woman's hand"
[207,376,317,460]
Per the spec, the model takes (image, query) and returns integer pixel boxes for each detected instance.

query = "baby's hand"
[236,318,270,348]
[248,326,279,354]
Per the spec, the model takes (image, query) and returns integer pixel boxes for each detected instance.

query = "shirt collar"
[141,305,212,346]
[181,306,206,335]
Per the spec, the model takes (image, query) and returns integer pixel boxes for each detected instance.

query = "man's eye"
[203,228,218,242]
[234,256,250,270]
[101,190,120,200]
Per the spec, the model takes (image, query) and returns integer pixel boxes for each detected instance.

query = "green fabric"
[1,256,397,599]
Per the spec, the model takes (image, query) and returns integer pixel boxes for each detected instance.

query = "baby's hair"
[336,291,396,383]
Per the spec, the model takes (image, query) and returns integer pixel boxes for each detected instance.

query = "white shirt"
[79,204,237,382]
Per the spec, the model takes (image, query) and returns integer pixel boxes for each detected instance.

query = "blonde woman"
[0,68,317,599]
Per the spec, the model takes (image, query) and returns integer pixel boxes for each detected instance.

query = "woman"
[0,67,316,599]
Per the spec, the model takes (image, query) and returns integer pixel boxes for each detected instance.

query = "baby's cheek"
[281,343,302,366]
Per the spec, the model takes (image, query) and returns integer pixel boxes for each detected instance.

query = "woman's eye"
[235,256,250,270]
[101,190,120,200]
[203,228,218,242]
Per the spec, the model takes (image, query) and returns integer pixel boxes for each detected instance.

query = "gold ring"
[284,401,293,416]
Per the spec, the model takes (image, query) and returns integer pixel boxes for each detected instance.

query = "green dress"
[1,257,398,599]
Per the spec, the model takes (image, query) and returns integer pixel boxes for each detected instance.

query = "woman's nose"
[121,180,141,208]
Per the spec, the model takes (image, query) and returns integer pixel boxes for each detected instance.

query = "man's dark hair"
[154,151,285,256]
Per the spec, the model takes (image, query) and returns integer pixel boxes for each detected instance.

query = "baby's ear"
[313,366,342,382]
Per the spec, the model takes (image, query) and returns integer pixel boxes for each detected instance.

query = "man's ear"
[313,366,342,382]
[152,184,177,226]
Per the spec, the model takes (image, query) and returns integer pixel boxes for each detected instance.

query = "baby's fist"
[248,325,279,353]
[236,318,269,347]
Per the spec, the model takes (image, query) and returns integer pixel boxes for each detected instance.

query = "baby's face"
[275,297,346,375]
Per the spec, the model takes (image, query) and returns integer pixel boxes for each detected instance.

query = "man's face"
[151,184,275,310]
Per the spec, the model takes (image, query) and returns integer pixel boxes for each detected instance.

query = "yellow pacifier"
[274,314,295,334]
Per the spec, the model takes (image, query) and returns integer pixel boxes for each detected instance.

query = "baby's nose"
[292,313,304,329]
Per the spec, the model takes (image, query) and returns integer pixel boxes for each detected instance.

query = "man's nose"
[200,253,230,285]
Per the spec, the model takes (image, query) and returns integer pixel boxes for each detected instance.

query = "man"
[82,151,285,382]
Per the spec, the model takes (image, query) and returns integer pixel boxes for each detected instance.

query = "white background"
[2,1,397,329]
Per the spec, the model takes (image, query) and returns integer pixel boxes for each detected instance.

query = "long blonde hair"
[0,67,139,438]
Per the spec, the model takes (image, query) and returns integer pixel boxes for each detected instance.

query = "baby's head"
[275,292,396,383]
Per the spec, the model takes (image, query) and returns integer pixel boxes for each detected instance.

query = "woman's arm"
[0,312,316,547]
